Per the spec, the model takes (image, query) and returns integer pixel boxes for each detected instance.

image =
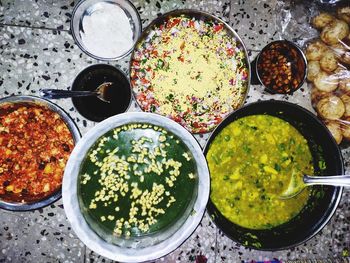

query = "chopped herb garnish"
[289,138,295,145]
[277,143,286,151]
[156,59,164,69]
[150,104,157,112]
[212,155,220,165]
[318,160,326,170]
[274,163,281,172]
[166,93,174,102]
[243,144,251,154]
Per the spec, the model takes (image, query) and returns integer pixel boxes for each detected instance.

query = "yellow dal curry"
[206,115,313,229]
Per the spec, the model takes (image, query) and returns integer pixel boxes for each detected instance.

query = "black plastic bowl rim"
[204,100,344,251]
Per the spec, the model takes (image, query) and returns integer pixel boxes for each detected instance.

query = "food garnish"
[131,15,248,133]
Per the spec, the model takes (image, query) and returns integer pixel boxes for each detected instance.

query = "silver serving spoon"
[280,172,350,199]
[40,82,113,103]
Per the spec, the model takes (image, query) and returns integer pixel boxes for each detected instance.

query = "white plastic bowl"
[62,112,210,262]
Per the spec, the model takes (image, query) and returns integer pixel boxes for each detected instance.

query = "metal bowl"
[204,100,344,250]
[62,112,210,262]
[255,40,307,94]
[129,9,250,134]
[71,0,142,60]
[0,95,81,211]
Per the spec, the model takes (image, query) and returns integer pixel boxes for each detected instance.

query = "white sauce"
[80,2,134,58]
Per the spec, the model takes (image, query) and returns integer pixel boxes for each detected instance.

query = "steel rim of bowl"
[0,95,81,211]
[71,63,133,121]
[70,0,142,61]
[129,9,251,134]
[204,100,344,251]
[62,112,210,262]
[255,40,308,94]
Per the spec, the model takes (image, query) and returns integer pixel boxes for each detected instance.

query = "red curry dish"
[0,102,74,203]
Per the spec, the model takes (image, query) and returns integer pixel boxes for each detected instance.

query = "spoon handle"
[40,89,97,99]
[304,175,350,187]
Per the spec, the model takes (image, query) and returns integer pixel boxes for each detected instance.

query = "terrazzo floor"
[0,0,349,262]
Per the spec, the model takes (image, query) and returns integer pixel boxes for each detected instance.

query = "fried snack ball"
[325,120,343,144]
[320,51,338,72]
[316,95,345,120]
[340,50,350,65]
[305,40,329,61]
[340,118,350,140]
[307,61,321,82]
[334,66,348,75]
[337,6,350,24]
[313,12,336,29]
[321,20,350,46]
[311,87,331,105]
[339,77,350,94]
[311,88,332,105]
[331,42,345,54]
[313,71,339,92]
[340,93,350,117]
[331,43,350,64]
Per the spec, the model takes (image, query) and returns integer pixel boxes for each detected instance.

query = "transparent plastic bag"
[277,0,350,144]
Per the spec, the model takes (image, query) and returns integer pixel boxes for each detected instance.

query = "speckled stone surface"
[0,0,349,262]
[230,0,280,51]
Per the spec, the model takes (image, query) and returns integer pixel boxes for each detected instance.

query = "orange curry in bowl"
[0,102,74,203]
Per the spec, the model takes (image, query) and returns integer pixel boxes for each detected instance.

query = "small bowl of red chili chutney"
[255,40,307,94]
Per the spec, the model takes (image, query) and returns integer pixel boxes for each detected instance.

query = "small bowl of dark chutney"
[72,64,131,122]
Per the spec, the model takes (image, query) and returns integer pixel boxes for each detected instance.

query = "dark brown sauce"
[72,64,131,122]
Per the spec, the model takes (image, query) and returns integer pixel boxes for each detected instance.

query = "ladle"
[40,82,113,103]
[280,173,350,199]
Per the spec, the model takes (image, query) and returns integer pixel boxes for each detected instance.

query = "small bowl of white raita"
[71,0,142,60]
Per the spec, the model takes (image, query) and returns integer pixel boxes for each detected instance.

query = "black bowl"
[204,100,344,250]
[72,64,132,122]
